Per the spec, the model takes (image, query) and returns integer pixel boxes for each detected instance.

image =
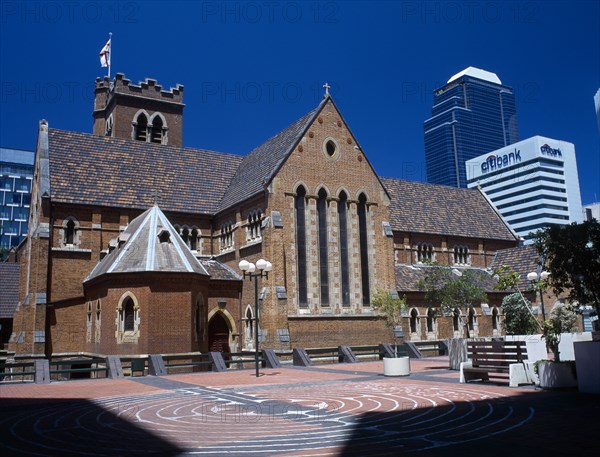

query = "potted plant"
[371,288,410,376]
[536,302,579,389]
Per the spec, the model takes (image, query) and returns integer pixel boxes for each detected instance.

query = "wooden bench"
[460,340,532,387]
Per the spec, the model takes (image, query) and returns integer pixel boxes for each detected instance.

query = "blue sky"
[1,0,599,205]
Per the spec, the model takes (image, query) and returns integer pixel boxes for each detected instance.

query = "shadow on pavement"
[0,397,184,457]
[338,388,600,456]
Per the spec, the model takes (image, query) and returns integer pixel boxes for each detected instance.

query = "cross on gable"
[323,82,330,96]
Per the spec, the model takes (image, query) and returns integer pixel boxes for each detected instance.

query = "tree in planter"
[493,264,543,334]
[371,288,407,357]
[533,220,600,330]
[501,293,539,335]
[543,302,578,362]
[417,264,488,338]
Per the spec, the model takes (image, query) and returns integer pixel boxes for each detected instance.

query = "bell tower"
[92,73,185,147]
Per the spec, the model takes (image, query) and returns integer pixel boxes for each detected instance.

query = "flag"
[99,38,111,68]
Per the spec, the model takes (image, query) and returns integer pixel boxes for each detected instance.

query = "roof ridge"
[217,98,327,212]
[48,127,239,158]
[381,176,478,192]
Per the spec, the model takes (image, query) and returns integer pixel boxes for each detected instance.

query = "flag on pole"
[99,38,111,68]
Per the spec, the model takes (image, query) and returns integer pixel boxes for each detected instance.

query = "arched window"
[181,227,190,246]
[338,191,350,307]
[410,308,419,334]
[453,307,461,333]
[426,307,436,333]
[134,113,148,142]
[295,186,308,307]
[62,217,80,247]
[86,301,92,342]
[468,306,477,336]
[358,193,370,305]
[158,229,171,244]
[195,294,205,343]
[244,305,254,349]
[65,219,75,245]
[468,306,475,331]
[116,293,140,343]
[124,298,135,331]
[150,115,163,144]
[105,114,113,137]
[492,307,500,332]
[317,188,329,306]
[417,243,434,263]
[95,300,101,343]
[220,222,234,252]
[247,210,262,242]
[190,228,200,252]
[453,245,469,265]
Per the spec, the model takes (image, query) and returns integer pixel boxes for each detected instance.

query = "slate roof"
[395,264,498,292]
[84,205,208,283]
[218,100,325,211]
[382,178,517,241]
[199,259,242,281]
[0,263,20,319]
[490,244,541,290]
[47,129,243,214]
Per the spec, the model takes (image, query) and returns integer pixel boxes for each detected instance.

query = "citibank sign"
[481,148,521,174]
[540,144,562,158]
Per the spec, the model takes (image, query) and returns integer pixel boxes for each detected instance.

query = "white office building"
[584,202,600,221]
[466,136,583,241]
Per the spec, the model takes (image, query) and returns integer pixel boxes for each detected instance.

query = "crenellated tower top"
[92,73,185,147]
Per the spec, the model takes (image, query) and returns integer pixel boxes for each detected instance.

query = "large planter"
[383,356,410,376]
[538,361,577,389]
[574,340,600,394]
[448,338,468,370]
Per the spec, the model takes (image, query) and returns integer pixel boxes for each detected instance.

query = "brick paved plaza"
[1,357,598,456]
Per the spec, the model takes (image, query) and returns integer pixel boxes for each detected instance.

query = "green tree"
[501,293,538,335]
[417,264,488,338]
[493,264,543,333]
[533,220,600,328]
[543,302,579,362]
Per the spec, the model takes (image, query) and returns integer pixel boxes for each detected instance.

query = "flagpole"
[108,32,112,79]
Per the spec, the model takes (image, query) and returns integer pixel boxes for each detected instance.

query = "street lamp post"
[239,258,272,377]
[527,270,550,322]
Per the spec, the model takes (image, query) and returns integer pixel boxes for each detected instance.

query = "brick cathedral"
[10,74,519,358]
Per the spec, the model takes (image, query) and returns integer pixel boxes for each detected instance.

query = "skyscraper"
[424,67,519,188]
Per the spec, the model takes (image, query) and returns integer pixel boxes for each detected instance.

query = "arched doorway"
[208,313,231,354]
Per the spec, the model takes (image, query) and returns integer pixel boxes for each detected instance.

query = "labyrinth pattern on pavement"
[0,381,535,457]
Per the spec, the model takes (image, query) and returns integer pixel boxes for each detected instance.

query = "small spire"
[323,82,331,98]
[151,190,161,206]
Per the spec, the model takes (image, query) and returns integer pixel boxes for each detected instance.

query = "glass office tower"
[424,67,519,188]
[1,148,34,250]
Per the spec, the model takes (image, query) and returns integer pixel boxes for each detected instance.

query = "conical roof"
[84,205,208,283]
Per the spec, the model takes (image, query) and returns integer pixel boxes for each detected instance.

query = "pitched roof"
[490,244,541,289]
[381,178,517,241]
[199,259,242,281]
[84,205,208,283]
[395,264,498,292]
[0,263,20,319]
[218,100,325,211]
[47,129,243,214]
